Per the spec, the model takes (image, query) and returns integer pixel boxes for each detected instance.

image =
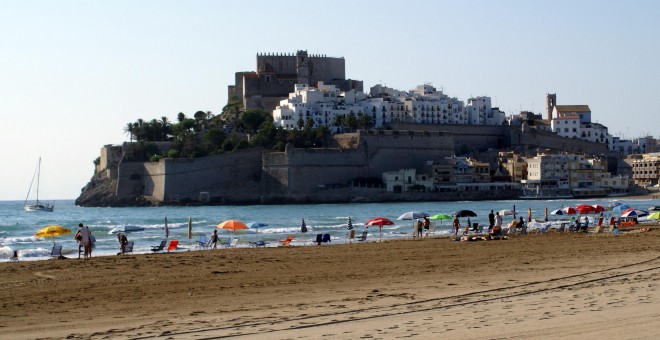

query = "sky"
[1,0,659,200]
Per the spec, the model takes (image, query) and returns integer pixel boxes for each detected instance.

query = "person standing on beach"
[211,229,219,249]
[416,219,423,237]
[488,210,495,231]
[519,216,527,235]
[494,212,502,232]
[452,216,460,237]
[86,226,94,258]
[423,217,430,237]
[79,223,90,259]
[117,232,128,254]
[74,225,83,259]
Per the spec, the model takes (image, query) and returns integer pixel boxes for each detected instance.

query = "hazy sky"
[1,0,658,200]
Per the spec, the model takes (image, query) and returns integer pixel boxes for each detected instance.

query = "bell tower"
[546,93,556,121]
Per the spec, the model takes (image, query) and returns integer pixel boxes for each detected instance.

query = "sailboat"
[24,157,54,212]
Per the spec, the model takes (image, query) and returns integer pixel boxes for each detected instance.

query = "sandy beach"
[1,226,659,339]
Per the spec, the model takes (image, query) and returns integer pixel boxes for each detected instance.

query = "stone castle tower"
[546,93,556,121]
[228,50,363,112]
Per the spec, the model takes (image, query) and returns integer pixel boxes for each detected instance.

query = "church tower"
[546,93,556,121]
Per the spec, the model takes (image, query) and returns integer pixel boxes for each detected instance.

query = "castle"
[228,50,363,112]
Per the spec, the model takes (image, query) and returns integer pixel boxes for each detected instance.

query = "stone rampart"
[510,127,609,156]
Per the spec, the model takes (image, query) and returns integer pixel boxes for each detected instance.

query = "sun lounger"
[278,236,294,247]
[315,233,323,245]
[356,230,368,242]
[228,238,239,248]
[249,240,269,247]
[322,234,331,243]
[166,239,179,252]
[151,240,166,253]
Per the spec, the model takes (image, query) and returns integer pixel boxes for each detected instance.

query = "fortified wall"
[388,123,508,154]
[115,148,263,203]
[261,130,455,195]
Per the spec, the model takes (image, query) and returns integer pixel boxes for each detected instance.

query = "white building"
[465,96,506,125]
[382,168,433,192]
[273,83,501,131]
[551,115,581,139]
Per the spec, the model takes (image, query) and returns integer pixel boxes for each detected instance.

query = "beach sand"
[1,227,659,339]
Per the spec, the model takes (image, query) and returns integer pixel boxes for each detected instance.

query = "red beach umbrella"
[576,204,596,214]
[562,207,578,215]
[365,217,395,242]
[591,204,605,213]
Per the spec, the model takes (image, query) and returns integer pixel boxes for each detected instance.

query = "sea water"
[1,197,657,261]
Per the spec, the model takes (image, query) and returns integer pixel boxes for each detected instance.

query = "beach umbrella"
[513,205,517,219]
[246,222,268,233]
[429,213,452,221]
[621,209,649,218]
[649,206,660,211]
[561,207,577,215]
[592,205,605,213]
[397,211,429,220]
[365,217,395,242]
[346,217,353,230]
[528,207,533,222]
[35,225,71,245]
[648,212,660,220]
[612,204,630,213]
[576,204,596,214]
[498,209,514,216]
[164,217,169,239]
[216,220,248,233]
[544,206,548,222]
[452,210,477,218]
[188,217,193,240]
[550,209,564,215]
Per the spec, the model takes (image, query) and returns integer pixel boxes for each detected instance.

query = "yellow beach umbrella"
[35,225,71,245]
[648,212,660,220]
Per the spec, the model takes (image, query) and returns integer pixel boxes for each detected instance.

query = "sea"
[1,197,658,262]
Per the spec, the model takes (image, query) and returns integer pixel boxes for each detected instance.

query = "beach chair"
[278,236,294,247]
[249,240,269,248]
[557,222,566,233]
[228,238,239,248]
[322,233,331,243]
[166,239,179,252]
[123,241,134,254]
[50,244,63,259]
[589,225,603,236]
[356,230,368,242]
[315,233,323,245]
[9,249,19,262]
[196,235,209,249]
[151,240,166,253]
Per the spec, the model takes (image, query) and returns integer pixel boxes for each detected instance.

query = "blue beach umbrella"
[246,222,268,233]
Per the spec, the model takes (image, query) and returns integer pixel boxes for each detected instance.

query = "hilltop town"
[76,50,659,207]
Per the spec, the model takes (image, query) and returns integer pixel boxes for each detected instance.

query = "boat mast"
[24,157,41,205]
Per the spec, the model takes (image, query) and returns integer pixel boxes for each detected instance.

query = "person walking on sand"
[452,216,460,237]
[210,229,219,249]
[488,210,495,232]
[423,216,430,237]
[78,223,91,259]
